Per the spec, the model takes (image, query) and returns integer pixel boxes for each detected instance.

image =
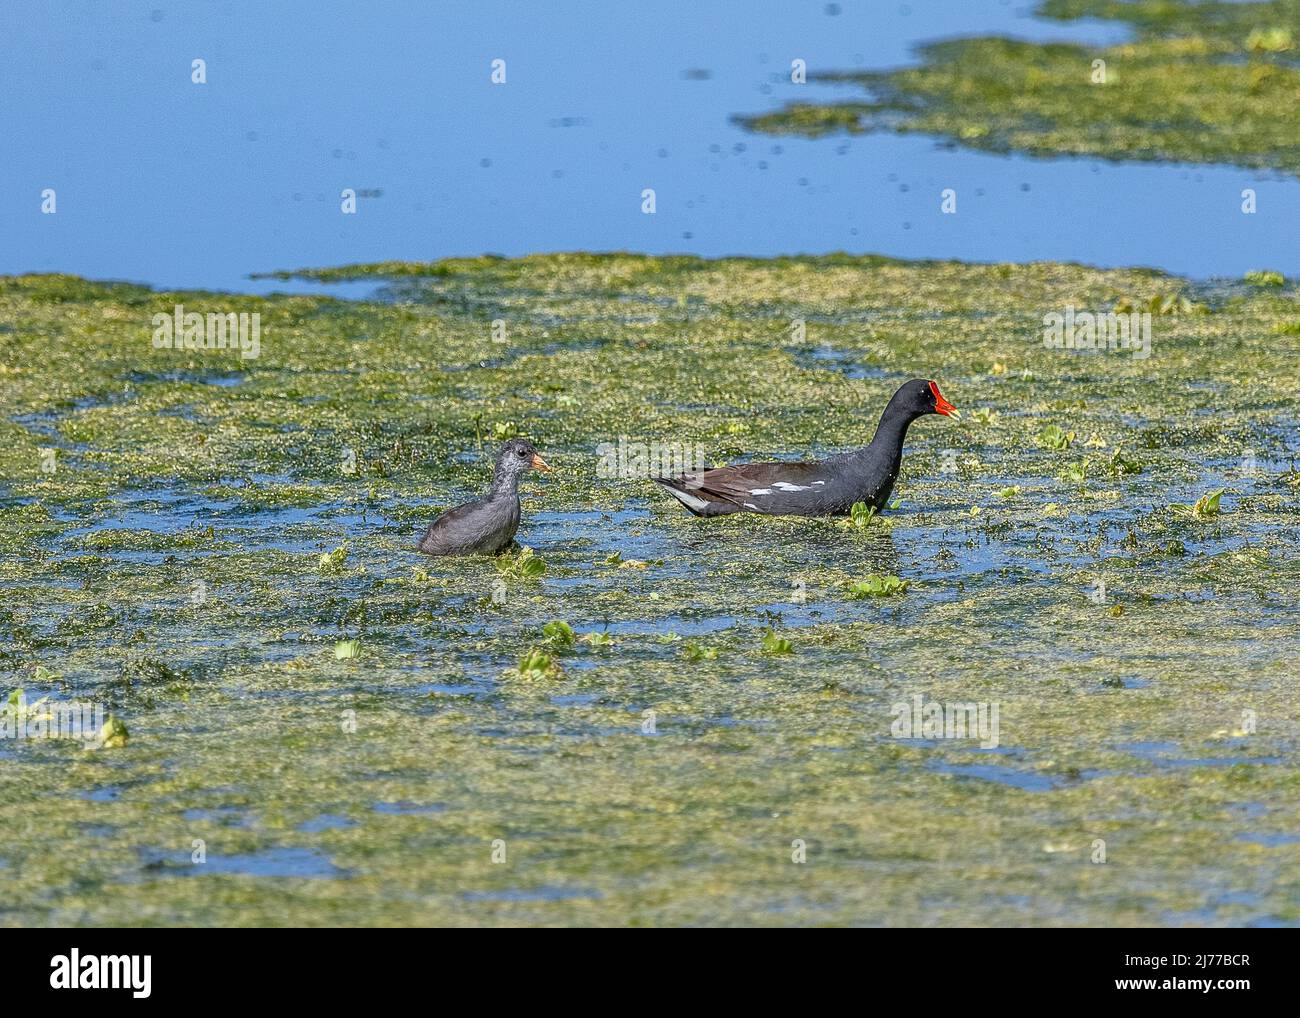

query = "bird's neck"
[488,468,522,498]
[865,405,918,460]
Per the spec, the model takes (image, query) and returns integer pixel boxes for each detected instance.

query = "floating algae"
[0,253,1297,926]
[737,0,1300,178]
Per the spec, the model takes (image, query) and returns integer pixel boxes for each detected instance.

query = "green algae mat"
[738,0,1300,176]
[1,253,1298,926]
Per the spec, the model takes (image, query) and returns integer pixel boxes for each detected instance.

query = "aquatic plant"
[541,620,577,649]
[318,544,350,572]
[96,715,129,749]
[499,546,547,579]
[1170,489,1225,519]
[1039,425,1074,451]
[760,631,794,655]
[1245,27,1293,53]
[1114,294,1196,316]
[116,656,189,688]
[848,501,876,529]
[1,688,50,727]
[682,642,719,662]
[515,648,563,680]
[1107,448,1143,477]
[1060,461,1088,486]
[846,574,909,598]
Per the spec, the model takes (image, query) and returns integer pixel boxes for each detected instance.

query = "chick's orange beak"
[530,453,552,472]
[929,381,959,418]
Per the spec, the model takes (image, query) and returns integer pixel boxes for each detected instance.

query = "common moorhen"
[418,439,551,555]
[655,378,957,517]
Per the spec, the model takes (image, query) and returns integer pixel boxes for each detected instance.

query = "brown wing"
[675,461,832,510]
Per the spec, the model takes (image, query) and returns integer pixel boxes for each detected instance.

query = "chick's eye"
[517,448,528,458]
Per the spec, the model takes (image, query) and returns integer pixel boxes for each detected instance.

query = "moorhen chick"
[418,439,551,555]
[655,378,957,517]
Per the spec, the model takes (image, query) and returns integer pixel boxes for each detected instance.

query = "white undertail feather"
[664,485,711,513]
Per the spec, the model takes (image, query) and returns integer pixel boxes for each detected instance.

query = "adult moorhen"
[418,439,551,555]
[654,378,957,517]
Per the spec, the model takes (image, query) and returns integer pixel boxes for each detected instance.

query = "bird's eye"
[517,448,528,458]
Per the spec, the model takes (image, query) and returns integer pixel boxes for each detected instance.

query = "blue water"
[1,0,1295,294]
[193,846,346,879]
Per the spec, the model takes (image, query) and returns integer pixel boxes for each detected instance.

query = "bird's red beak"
[530,453,552,472]
[929,381,958,418]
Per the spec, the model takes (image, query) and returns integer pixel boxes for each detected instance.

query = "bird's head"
[495,438,551,480]
[890,378,959,420]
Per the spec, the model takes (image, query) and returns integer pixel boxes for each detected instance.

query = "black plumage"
[654,379,957,518]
